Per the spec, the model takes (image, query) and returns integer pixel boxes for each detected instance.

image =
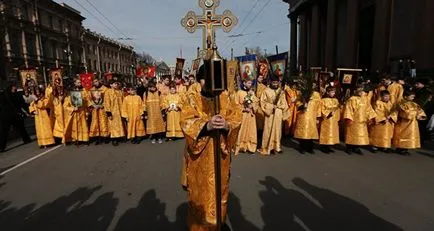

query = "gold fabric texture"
[294,92,322,140]
[343,96,376,145]
[122,95,146,139]
[392,101,426,149]
[29,97,55,146]
[370,101,398,148]
[319,98,341,145]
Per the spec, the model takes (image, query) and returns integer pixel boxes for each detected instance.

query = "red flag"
[136,67,144,77]
[80,73,94,90]
[147,66,156,78]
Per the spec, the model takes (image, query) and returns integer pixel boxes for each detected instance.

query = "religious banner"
[136,67,145,78]
[19,69,38,89]
[147,66,156,78]
[226,60,238,93]
[70,91,83,108]
[236,54,257,85]
[191,58,201,75]
[175,58,185,78]
[258,59,269,80]
[49,68,63,86]
[336,68,362,102]
[267,52,288,79]
[90,89,104,108]
[80,73,94,90]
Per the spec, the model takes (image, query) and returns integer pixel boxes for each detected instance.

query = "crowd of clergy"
[26,70,432,156]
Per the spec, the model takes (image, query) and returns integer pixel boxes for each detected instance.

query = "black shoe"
[345,148,352,155]
[112,140,119,146]
[354,148,363,155]
[371,147,378,153]
[320,146,331,154]
[131,139,136,144]
[0,149,6,153]
[95,139,102,145]
[299,149,306,154]
[308,149,315,155]
[105,138,111,144]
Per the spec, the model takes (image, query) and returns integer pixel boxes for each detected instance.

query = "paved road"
[0,138,433,231]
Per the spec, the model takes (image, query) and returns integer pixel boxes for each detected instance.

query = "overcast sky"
[55,0,290,66]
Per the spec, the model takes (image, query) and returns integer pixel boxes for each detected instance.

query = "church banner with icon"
[175,58,185,78]
[20,69,38,89]
[226,60,238,93]
[49,68,63,86]
[337,68,362,102]
[191,58,201,75]
[236,54,257,87]
[267,52,288,80]
[258,59,269,81]
[80,73,94,90]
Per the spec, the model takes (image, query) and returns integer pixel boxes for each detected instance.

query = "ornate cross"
[181,0,238,51]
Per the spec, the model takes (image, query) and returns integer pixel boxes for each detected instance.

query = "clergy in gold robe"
[52,90,66,141]
[370,91,398,150]
[63,79,90,144]
[294,91,322,154]
[392,92,427,154]
[260,76,289,155]
[234,80,259,155]
[255,77,267,131]
[29,91,55,147]
[121,88,146,143]
[161,84,184,139]
[104,80,125,146]
[375,76,404,105]
[343,86,376,154]
[284,82,299,136]
[180,70,242,230]
[144,82,166,143]
[89,80,109,144]
[319,87,341,153]
[157,75,171,96]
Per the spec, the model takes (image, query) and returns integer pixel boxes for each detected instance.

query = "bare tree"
[245,46,266,60]
[137,52,155,65]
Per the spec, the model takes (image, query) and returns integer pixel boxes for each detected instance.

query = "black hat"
[269,73,279,82]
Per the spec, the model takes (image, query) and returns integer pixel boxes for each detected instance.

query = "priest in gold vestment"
[259,75,289,155]
[319,87,341,153]
[375,76,404,105]
[294,91,321,154]
[144,81,166,144]
[89,79,109,144]
[234,79,258,155]
[51,86,66,143]
[161,83,184,139]
[180,67,242,230]
[343,86,376,154]
[29,89,55,147]
[63,79,89,144]
[392,91,427,155]
[121,87,146,143]
[284,81,299,136]
[370,90,398,151]
[104,80,125,146]
[255,75,267,133]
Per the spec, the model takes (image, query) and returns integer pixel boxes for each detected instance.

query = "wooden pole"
[197,47,200,59]
[230,48,234,61]
[213,94,222,231]
[275,45,279,55]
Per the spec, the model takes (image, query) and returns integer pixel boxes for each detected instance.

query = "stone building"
[283,0,434,76]
[0,0,136,87]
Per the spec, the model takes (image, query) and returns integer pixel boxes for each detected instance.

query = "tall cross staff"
[181,0,238,51]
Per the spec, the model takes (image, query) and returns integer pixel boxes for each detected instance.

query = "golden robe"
[374,83,404,105]
[104,88,125,138]
[343,96,376,145]
[161,93,184,138]
[52,97,65,139]
[294,92,322,140]
[234,90,258,155]
[260,87,290,155]
[392,101,426,149]
[370,101,398,148]
[44,85,56,129]
[29,97,55,146]
[180,91,242,231]
[255,83,267,130]
[157,83,170,96]
[63,91,89,143]
[121,95,146,139]
[89,86,109,138]
[284,86,299,136]
[144,91,166,135]
[319,98,341,145]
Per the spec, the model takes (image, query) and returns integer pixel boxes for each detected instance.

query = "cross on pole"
[181,0,238,51]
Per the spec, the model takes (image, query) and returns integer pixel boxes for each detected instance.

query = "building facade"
[0,0,136,88]
[283,0,434,76]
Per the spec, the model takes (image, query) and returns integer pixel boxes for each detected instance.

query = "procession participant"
[104,79,125,146]
[294,89,321,154]
[52,86,66,144]
[414,79,433,143]
[144,80,166,144]
[29,88,55,148]
[284,80,299,136]
[375,75,404,105]
[343,85,377,155]
[157,75,171,96]
[393,91,427,155]
[89,79,110,145]
[63,78,90,145]
[259,74,289,155]
[121,86,146,144]
[175,75,187,95]
[255,74,267,145]
[161,82,183,140]
[136,77,148,100]
[234,78,259,155]
[319,86,341,153]
[180,65,242,230]
[370,90,398,153]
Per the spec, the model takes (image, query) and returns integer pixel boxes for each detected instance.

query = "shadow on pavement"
[417,151,434,158]
[0,186,119,231]
[228,192,260,231]
[259,176,404,231]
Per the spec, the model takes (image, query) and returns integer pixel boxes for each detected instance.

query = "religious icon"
[191,58,201,75]
[271,61,285,78]
[242,63,254,80]
[70,91,83,108]
[50,69,63,86]
[90,90,103,107]
[169,102,177,111]
[342,74,353,84]
[20,69,38,89]
[258,61,269,79]
[222,17,232,27]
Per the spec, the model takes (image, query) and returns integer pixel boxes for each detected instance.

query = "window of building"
[59,19,63,32]
[87,59,92,71]
[49,15,53,29]
[115,64,118,71]
[94,60,97,72]
[25,33,36,58]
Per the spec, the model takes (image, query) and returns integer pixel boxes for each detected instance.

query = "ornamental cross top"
[181,0,238,50]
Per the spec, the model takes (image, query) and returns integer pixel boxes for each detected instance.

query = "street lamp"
[63,49,73,77]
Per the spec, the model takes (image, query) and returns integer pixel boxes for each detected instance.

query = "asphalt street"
[0,138,434,231]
